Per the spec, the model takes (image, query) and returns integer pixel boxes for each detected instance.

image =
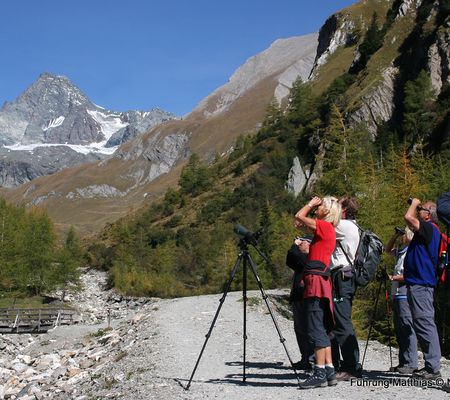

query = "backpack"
[437,190,450,226]
[436,191,450,285]
[352,223,385,287]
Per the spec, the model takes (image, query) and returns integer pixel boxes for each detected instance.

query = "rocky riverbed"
[1,269,450,399]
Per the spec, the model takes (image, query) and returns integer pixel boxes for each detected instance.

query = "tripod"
[361,266,394,370]
[185,237,300,390]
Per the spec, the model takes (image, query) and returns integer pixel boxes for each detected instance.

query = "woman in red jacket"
[295,196,341,389]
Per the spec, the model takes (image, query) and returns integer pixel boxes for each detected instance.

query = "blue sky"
[0,0,357,116]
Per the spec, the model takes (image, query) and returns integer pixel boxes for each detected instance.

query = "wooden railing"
[0,308,75,333]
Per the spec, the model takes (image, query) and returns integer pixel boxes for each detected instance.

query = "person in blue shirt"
[404,198,442,379]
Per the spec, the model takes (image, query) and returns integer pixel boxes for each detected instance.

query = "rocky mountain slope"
[2,0,448,234]
[1,269,449,399]
[0,34,319,232]
[0,73,177,187]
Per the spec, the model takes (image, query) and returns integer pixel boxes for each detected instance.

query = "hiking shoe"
[293,360,313,371]
[336,370,360,381]
[396,365,415,374]
[412,368,441,379]
[325,366,337,386]
[389,364,402,372]
[299,366,327,389]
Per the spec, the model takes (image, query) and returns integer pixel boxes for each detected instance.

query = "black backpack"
[338,222,384,287]
[353,225,384,287]
[437,190,450,226]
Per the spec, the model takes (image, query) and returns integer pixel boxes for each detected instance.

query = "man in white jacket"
[330,197,361,380]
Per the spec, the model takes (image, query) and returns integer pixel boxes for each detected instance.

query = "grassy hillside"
[85,0,450,354]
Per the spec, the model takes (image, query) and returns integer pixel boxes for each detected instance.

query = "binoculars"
[395,226,406,235]
[407,197,427,211]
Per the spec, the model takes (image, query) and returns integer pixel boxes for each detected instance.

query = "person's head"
[340,196,359,220]
[419,201,438,223]
[316,196,341,227]
[402,226,414,245]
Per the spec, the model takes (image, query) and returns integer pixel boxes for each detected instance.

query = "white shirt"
[330,219,360,270]
[391,247,408,297]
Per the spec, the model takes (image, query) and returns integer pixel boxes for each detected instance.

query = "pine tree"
[316,104,368,195]
[21,209,57,295]
[402,70,437,146]
[55,227,83,300]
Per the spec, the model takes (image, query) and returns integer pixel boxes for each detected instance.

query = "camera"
[394,226,406,235]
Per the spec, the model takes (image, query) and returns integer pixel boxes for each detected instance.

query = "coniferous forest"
[1,0,449,354]
[0,199,84,305]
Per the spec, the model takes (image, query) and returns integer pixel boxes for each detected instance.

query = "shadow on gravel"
[174,360,306,389]
[204,376,301,387]
[362,369,403,379]
[204,360,307,387]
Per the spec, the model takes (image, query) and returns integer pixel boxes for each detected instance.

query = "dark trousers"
[393,299,418,368]
[293,299,314,361]
[331,275,359,371]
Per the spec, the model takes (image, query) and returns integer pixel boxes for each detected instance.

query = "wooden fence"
[0,308,75,333]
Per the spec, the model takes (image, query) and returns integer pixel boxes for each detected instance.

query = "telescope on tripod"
[185,224,300,390]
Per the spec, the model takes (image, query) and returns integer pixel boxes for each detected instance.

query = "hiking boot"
[325,366,337,386]
[336,369,361,381]
[389,364,402,372]
[396,365,415,375]
[299,366,327,389]
[412,368,441,379]
[293,360,313,371]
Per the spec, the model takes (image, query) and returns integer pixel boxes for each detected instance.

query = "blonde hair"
[405,226,414,242]
[321,196,341,227]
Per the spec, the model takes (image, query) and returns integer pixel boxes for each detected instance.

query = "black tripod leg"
[246,253,301,386]
[361,279,383,369]
[185,253,244,390]
[243,254,248,382]
[384,279,394,370]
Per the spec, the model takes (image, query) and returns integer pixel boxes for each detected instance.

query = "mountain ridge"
[0,72,177,187]
[0,33,320,232]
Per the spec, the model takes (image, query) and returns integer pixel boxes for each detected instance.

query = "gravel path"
[12,269,449,399]
[69,289,450,399]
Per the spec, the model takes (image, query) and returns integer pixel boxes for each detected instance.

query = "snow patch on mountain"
[42,116,65,131]
[4,142,118,155]
[87,110,128,139]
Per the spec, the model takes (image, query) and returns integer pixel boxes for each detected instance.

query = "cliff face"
[309,0,449,138]
[309,13,356,79]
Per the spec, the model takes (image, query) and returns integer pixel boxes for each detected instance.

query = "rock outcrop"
[349,66,398,137]
[309,13,356,79]
[285,157,310,197]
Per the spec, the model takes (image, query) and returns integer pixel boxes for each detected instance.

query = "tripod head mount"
[234,224,263,246]
[375,265,390,282]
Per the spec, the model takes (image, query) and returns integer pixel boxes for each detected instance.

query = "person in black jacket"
[286,237,314,370]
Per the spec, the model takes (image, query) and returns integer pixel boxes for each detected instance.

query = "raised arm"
[404,198,421,232]
[295,196,322,232]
